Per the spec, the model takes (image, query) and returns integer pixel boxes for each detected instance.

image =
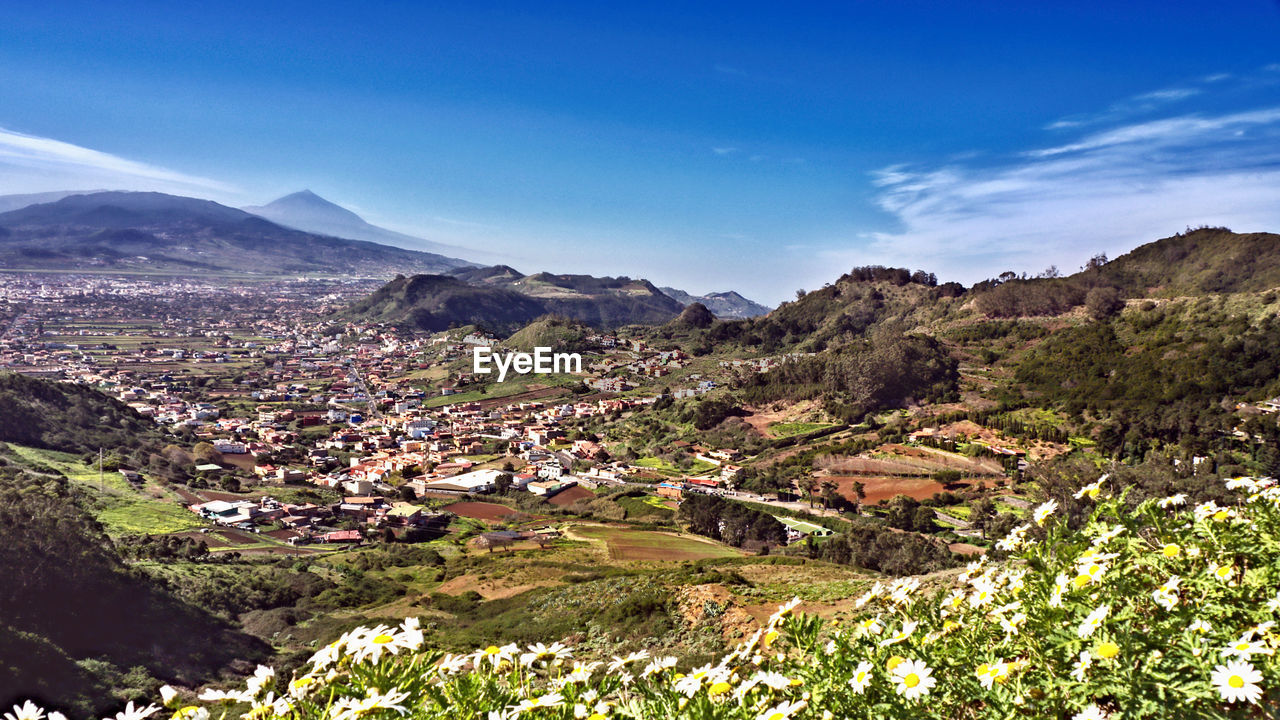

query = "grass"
[615,494,675,519]
[768,421,836,438]
[634,456,718,477]
[8,445,206,536]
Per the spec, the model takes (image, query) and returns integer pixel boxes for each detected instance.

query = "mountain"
[342,270,684,335]
[660,287,772,318]
[0,191,474,275]
[243,190,477,262]
[0,190,108,214]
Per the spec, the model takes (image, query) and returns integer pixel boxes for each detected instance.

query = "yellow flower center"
[1162,544,1180,558]
[709,681,731,695]
[1229,675,1245,689]
[1216,567,1231,579]
[1073,575,1092,589]
[855,671,868,683]
[373,634,395,644]
[904,673,920,688]
[887,655,905,671]
[1213,510,1229,521]
[975,663,990,676]
[1097,642,1120,659]
[485,645,500,654]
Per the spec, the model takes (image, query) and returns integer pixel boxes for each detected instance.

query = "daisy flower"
[1077,605,1110,639]
[1211,660,1264,704]
[1072,704,1108,720]
[1158,493,1187,508]
[108,702,160,720]
[890,659,936,701]
[1071,651,1092,681]
[878,620,918,647]
[1033,499,1058,525]
[848,662,874,694]
[756,700,806,720]
[1220,635,1272,660]
[607,650,649,673]
[1074,475,1108,500]
[4,702,45,720]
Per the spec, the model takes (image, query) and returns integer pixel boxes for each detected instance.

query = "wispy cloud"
[711,146,739,155]
[0,127,235,197]
[1045,82,1206,131]
[844,92,1280,283]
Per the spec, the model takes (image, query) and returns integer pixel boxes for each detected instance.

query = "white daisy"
[848,661,874,694]
[4,702,45,720]
[890,659,936,701]
[1077,605,1110,639]
[1211,660,1264,704]
[1033,499,1058,525]
[1072,704,1108,720]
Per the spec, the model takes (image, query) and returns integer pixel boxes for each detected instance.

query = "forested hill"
[0,373,165,454]
[0,464,267,715]
[1095,227,1280,295]
[342,271,683,334]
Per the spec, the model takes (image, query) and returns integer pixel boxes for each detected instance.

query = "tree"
[799,477,819,507]
[1085,286,1124,321]
[850,481,866,512]
[192,442,219,464]
[819,479,841,510]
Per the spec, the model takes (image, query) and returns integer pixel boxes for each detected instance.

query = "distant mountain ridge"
[0,191,474,275]
[660,287,772,318]
[0,190,109,214]
[243,190,478,261]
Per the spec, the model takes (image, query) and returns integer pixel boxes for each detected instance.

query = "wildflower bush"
[10,476,1280,720]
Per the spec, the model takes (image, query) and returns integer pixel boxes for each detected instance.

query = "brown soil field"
[220,454,257,472]
[167,530,230,548]
[949,542,985,556]
[827,475,964,505]
[547,485,595,506]
[217,529,261,545]
[443,501,524,523]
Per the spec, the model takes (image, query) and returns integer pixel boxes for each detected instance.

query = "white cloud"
[0,127,235,197]
[845,105,1280,284]
[712,146,739,155]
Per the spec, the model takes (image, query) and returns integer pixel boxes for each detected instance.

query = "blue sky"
[1,2,1279,304]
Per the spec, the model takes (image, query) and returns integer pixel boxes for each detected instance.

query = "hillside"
[0,461,267,715]
[503,316,592,351]
[1096,226,1280,295]
[0,191,473,276]
[343,270,683,334]
[0,373,167,454]
[243,190,479,262]
[661,287,773,318]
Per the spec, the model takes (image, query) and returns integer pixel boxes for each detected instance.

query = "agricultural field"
[571,523,746,562]
[768,421,835,438]
[6,444,205,536]
[633,456,718,476]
